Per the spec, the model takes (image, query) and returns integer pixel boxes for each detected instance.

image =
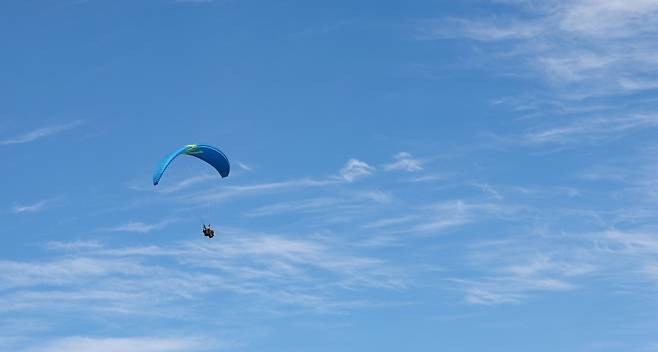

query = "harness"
[202,227,215,238]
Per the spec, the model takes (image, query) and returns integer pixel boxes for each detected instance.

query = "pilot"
[202,224,215,238]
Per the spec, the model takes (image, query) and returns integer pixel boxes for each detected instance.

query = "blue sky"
[2,0,658,351]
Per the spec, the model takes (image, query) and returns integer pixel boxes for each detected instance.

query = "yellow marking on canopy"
[185,144,203,155]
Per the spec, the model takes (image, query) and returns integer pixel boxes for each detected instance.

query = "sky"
[2,0,658,351]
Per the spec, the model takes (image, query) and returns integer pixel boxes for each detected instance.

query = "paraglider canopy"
[153,144,230,186]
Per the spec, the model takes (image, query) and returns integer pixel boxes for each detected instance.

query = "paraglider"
[202,224,215,238]
[153,144,230,239]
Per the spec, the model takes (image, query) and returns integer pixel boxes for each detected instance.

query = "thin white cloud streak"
[456,276,573,305]
[604,230,658,255]
[45,241,102,251]
[416,17,544,42]
[557,0,658,38]
[243,190,390,220]
[190,178,340,204]
[243,198,341,217]
[225,178,337,192]
[0,257,150,290]
[237,161,252,171]
[340,159,374,182]
[354,190,391,203]
[453,238,597,305]
[11,200,51,214]
[154,174,216,194]
[105,220,173,234]
[353,196,524,245]
[382,152,423,172]
[20,336,215,352]
[0,232,406,319]
[130,174,217,193]
[362,215,419,229]
[174,0,216,3]
[453,214,658,305]
[471,183,503,200]
[357,199,524,253]
[404,174,449,183]
[417,0,658,99]
[521,114,658,144]
[179,158,376,205]
[0,121,81,145]
[411,200,518,234]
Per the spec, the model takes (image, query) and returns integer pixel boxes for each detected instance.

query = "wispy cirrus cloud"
[45,240,102,251]
[410,200,518,235]
[418,1,658,96]
[11,199,51,214]
[362,215,418,229]
[354,190,391,204]
[0,121,81,145]
[418,0,658,150]
[190,178,339,204]
[105,220,174,234]
[521,114,658,145]
[416,17,544,42]
[340,159,374,182]
[243,197,341,217]
[243,191,391,218]
[449,218,658,306]
[382,152,423,172]
[453,237,597,305]
[456,276,573,305]
[355,197,521,252]
[0,231,406,326]
[236,161,252,171]
[225,178,336,193]
[184,158,371,204]
[173,0,216,3]
[19,336,216,352]
[153,174,216,194]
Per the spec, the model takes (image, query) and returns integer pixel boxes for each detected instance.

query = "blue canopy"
[153,144,230,186]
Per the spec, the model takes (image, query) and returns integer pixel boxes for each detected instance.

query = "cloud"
[243,190,391,219]
[237,162,252,171]
[20,336,214,352]
[471,183,503,200]
[0,257,148,290]
[11,200,51,214]
[1,121,81,145]
[417,17,544,42]
[190,178,339,204]
[184,158,377,204]
[557,0,658,38]
[458,276,573,305]
[45,241,102,251]
[604,229,658,256]
[362,215,418,229]
[225,178,335,192]
[410,200,517,234]
[354,190,391,203]
[0,231,406,323]
[340,159,374,182]
[521,114,658,145]
[417,0,658,99]
[405,174,448,183]
[152,174,215,194]
[243,197,340,217]
[383,152,423,172]
[174,0,216,3]
[452,239,596,305]
[105,220,173,234]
